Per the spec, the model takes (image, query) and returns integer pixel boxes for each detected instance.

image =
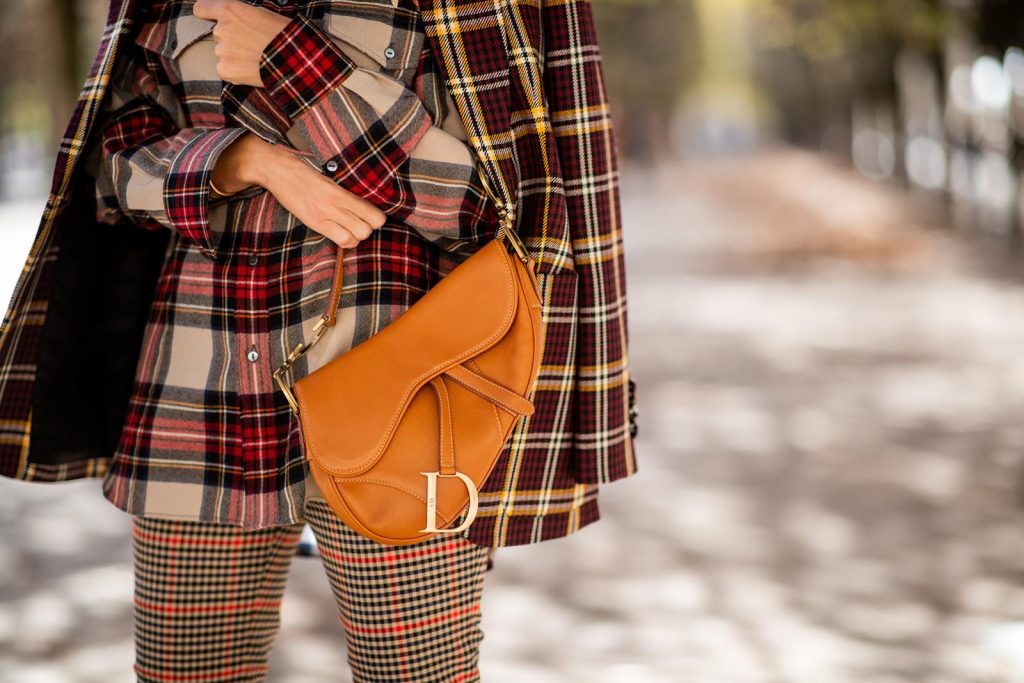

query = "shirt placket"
[233,197,276,514]
[224,0,301,521]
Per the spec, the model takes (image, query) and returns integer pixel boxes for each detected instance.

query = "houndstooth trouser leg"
[129,497,491,682]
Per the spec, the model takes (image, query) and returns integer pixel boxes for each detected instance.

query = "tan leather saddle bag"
[273,197,544,545]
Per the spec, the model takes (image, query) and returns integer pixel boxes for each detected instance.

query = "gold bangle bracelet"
[209,178,233,197]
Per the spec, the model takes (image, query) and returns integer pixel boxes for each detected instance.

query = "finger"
[321,221,360,248]
[364,207,388,230]
[192,0,226,21]
[333,207,374,240]
[326,183,385,224]
[336,192,387,229]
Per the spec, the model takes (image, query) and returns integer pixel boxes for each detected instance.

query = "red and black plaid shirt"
[93,0,501,529]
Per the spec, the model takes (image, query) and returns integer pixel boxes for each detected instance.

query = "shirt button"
[325,159,339,173]
[274,0,288,6]
[384,47,396,59]
[247,253,259,266]
[247,346,260,362]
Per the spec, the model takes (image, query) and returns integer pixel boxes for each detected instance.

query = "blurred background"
[4,0,1024,681]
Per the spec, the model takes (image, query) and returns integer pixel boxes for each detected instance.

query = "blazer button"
[325,159,339,173]
[247,346,260,362]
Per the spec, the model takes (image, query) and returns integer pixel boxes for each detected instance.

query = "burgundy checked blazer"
[0,0,636,547]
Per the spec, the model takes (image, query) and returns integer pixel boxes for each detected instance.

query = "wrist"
[213,132,274,190]
[252,143,311,194]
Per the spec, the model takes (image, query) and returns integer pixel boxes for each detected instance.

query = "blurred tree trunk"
[47,0,81,145]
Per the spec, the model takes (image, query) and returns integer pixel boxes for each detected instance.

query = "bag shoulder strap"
[318,160,523,331]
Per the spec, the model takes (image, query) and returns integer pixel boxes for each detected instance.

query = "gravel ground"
[4,149,1024,682]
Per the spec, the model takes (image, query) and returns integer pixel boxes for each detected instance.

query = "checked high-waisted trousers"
[129,497,492,683]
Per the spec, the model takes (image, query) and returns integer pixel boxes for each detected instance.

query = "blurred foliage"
[591,0,951,160]
[747,0,948,148]
[751,0,947,61]
[592,0,699,163]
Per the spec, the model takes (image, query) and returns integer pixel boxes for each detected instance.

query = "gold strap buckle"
[496,205,532,265]
[273,315,329,415]
[475,159,531,268]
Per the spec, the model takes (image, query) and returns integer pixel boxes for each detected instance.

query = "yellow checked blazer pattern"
[0,0,637,548]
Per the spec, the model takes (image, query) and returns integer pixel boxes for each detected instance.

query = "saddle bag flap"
[293,241,520,476]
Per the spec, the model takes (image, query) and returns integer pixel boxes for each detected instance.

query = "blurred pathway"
[4,149,1024,682]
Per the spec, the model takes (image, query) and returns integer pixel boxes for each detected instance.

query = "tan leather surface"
[294,239,544,545]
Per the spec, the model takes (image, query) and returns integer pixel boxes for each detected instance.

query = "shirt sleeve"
[93,48,255,260]
[258,13,498,255]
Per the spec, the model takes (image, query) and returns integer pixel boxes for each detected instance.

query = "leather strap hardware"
[273,158,532,416]
[273,314,327,414]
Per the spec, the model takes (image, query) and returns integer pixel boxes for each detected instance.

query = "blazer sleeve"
[541,0,637,483]
[93,45,252,260]
[258,13,498,255]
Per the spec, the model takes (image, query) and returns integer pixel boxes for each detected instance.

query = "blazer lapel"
[414,0,517,211]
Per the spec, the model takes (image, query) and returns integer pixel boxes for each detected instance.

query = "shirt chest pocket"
[134,11,217,85]
[319,1,424,87]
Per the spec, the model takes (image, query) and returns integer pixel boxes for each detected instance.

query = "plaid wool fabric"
[0,0,636,548]
[132,496,490,682]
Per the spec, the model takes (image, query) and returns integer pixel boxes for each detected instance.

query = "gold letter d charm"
[418,471,479,534]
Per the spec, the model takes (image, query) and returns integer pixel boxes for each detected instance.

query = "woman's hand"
[193,0,290,87]
[213,133,387,248]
